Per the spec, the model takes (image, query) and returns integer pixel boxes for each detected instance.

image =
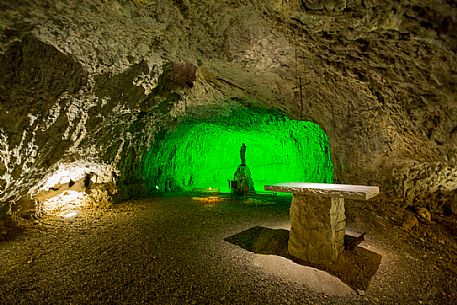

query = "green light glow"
[143,109,334,193]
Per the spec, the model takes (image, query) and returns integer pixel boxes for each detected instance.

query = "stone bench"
[264,182,379,266]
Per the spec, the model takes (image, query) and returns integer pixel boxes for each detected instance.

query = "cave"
[0,1,456,304]
[143,108,334,193]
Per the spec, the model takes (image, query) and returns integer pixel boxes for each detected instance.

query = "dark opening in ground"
[225,226,382,291]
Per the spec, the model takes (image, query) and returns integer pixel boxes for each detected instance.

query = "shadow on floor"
[224,226,381,291]
[0,217,24,242]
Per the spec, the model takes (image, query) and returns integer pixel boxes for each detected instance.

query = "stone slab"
[264,182,379,200]
[288,195,345,265]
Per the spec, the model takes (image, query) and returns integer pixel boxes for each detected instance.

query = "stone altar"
[264,182,379,266]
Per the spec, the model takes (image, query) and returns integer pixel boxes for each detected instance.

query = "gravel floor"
[0,196,455,305]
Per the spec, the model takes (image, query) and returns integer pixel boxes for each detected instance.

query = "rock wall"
[142,109,334,194]
[0,0,456,215]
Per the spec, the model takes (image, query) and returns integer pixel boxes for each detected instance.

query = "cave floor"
[0,196,456,305]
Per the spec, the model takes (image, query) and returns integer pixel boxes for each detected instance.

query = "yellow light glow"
[31,161,117,216]
[39,190,86,214]
[62,211,78,219]
[36,161,116,192]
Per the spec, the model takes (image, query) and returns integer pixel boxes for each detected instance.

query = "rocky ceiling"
[0,0,456,216]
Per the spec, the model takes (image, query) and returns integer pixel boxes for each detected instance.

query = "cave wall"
[0,0,456,215]
[142,108,334,193]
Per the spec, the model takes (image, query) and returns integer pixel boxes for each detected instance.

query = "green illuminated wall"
[143,109,334,193]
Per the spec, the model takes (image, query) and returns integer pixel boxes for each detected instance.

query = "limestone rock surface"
[265,182,379,200]
[0,0,456,214]
[288,194,346,265]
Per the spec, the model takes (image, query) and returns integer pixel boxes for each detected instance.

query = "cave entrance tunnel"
[143,109,334,195]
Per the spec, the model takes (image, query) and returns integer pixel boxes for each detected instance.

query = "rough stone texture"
[0,0,456,214]
[394,162,457,212]
[289,194,346,265]
[0,34,89,203]
[33,178,116,215]
[233,164,256,195]
[142,109,334,193]
[451,193,457,215]
[265,182,379,200]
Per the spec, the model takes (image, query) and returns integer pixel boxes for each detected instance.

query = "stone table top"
[264,182,379,200]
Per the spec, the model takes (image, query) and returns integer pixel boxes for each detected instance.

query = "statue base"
[233,164,256,196]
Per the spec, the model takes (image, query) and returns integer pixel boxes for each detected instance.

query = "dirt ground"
[224,225,382,291]
[0,195,456,304]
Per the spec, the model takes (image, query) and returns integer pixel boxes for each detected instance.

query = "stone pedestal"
[288,194,346,265]
[233,164,255,195]
[264,182,379,266]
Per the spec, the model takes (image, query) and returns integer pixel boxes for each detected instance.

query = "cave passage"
[143,109,334,193]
